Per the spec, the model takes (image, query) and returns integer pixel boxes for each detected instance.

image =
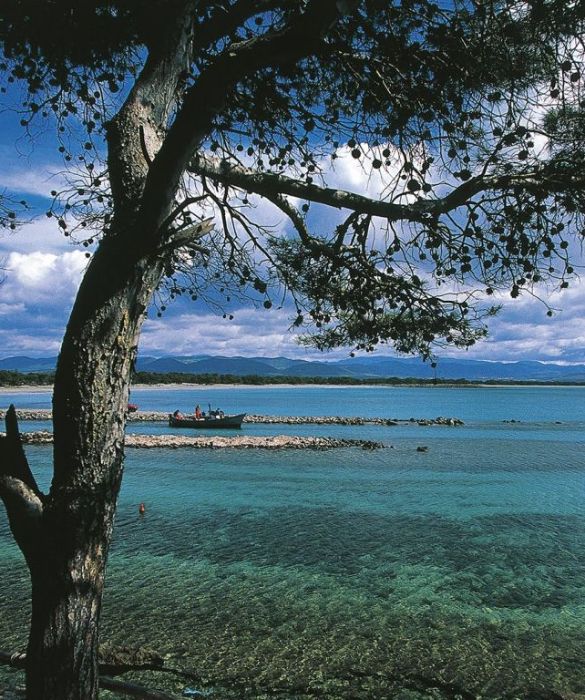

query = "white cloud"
[140,307,308,358]
[0,328,63,355]
[0,250,86,306]
[312,142,420,208]
[0,217,74,254]
[138,271,585,363]
[0,166,67,199]
[0,301,26,316]
[1,262,585,361]
[449,276,585,361]
[1,129,585,362]
[0,249,87,356]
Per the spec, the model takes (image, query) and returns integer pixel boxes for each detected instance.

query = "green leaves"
[271,235,488,359]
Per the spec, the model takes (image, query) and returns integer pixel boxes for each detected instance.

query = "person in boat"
[173,409,184,420]
[195,404,202,419]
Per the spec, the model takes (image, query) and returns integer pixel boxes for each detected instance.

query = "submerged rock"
[0,687,26,699]
[99,644,164,676]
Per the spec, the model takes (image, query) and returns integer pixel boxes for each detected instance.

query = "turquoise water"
[5,383,585,421]
[0,386,584,698]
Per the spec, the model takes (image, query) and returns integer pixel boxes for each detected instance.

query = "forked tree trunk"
[17,238,166,699]
[13,1,196,680]
[3,23,194,695]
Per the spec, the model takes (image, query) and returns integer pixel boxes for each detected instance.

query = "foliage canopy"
[2,0,585,359]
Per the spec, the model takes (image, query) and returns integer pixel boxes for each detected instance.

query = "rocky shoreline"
[0,408,464,427]
[0,409,462,450]
[12,430,383,450]
[245,414,464,426]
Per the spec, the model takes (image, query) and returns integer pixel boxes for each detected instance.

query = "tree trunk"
[0,6,200,697]
[26,551,105,699]
[0,243,167,699]
[21,238,166,699]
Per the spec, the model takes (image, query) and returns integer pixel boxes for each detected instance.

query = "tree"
[0,1,584,697]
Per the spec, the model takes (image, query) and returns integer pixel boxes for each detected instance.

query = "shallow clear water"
[0,386,584,698]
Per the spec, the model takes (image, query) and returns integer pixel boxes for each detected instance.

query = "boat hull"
[168,413,246,429]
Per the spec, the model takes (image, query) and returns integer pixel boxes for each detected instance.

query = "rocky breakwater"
[10,431,383,450]
[244,414,464,426]
[125,435,384,450]
[0,409,463,426]
[0,408,52,421]
[245,414,367,425]
[127,411,169,422]
[0,409,170,422]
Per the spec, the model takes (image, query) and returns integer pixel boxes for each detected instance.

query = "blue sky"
[1,95,584,363]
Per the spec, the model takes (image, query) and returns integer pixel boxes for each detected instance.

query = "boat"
[168,412,246,429]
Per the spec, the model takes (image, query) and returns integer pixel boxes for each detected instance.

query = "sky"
[1,91,584,364]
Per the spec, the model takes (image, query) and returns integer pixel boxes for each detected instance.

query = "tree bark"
[26,562,103,698]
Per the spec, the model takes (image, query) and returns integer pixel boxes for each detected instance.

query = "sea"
[0,384,584,699]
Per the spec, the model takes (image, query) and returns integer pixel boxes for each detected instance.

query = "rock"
[0,687,26,699]
[20,431,53,444]
[361,441,382,450]
[99,644,164,676]
[416,446,429,452]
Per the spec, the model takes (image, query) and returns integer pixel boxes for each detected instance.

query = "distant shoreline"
[3,358,585,389]
[2,381,585,394]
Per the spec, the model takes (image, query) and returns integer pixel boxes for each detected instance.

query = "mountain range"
[2,354,585,382]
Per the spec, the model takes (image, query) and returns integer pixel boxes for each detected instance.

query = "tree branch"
[158,218,214,253]
[139,0,342,234]
[0,647,204,699]
[188,154,585,224]
[193,0,290,50]
[0,405,44,562]
[263,191,313,244]
[0,405,42,496]
[430,168,585,215]
[188,154,431,222]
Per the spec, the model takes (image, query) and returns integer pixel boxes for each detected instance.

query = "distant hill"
[0,356,57,373]
[2,354,585,382]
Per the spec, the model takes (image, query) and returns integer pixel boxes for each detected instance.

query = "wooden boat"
[168,413,246,429]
